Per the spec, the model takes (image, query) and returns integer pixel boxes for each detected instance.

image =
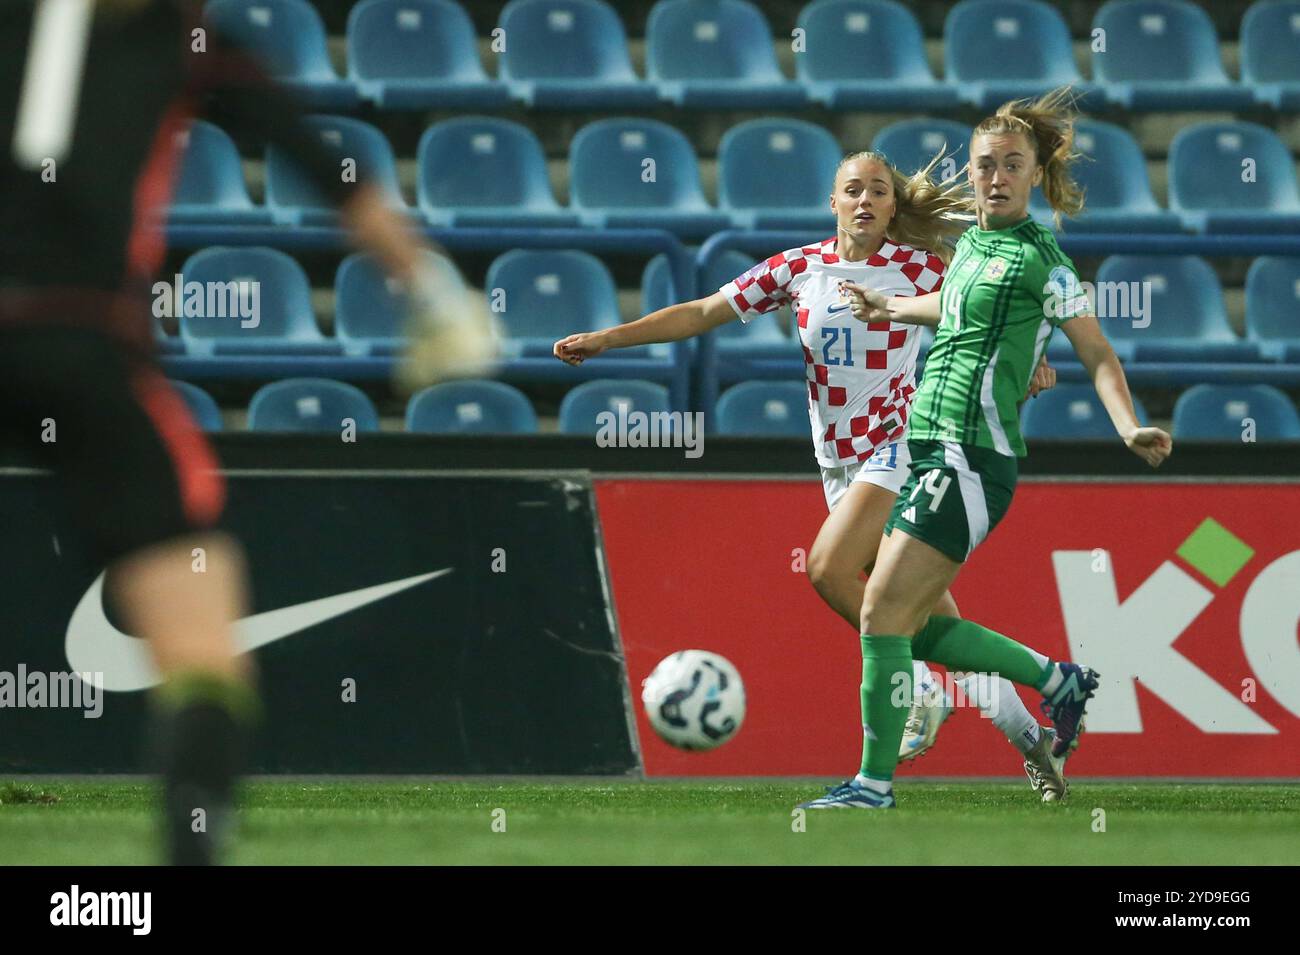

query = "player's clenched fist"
[1125,426,1174,469]
[1026,358,1056,399]
[839,281,891,323]
[553,331,608,365]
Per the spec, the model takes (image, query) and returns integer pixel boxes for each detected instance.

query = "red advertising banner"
[595,479,1300,778]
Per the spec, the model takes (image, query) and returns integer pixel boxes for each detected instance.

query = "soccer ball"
[641,650,746,751]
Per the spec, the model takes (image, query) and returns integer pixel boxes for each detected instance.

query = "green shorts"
[884,440,1019,564]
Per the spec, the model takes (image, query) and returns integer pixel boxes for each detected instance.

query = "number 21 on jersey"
[820,326,854,366]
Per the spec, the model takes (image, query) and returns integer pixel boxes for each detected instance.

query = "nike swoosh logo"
[64,568,453,692]
[826,303,852,313]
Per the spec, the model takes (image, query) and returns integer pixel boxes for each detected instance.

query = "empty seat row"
[154,245,676,360]
[877,118,1300,235]
[1043,255,1300,365]
[1022,383,1300,440]
[174,376,1300,441]
[155,246,1300,367]
[683,253,1300,366]
[207,0,1300,112]
[172,115,1300,237]
[176,376,666,434]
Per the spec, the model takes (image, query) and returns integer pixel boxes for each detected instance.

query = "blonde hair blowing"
[835,150,973,265]
[974,86,1086,227]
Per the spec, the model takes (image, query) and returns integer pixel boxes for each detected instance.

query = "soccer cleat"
[796,779,896,810]
[898,679,953,762]
[1023,727,1073,803]
[1040,663,1100,757]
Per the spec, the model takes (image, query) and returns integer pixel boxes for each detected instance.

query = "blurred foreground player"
[1,0,492,863]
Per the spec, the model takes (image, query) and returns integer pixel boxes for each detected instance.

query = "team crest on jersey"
[984,258,1008,280]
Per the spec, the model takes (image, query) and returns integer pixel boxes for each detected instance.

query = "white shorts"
[821,441,912,510]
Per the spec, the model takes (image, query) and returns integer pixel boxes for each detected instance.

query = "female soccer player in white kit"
[554,151,1069,800]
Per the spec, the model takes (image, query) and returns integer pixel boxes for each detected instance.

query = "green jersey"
[908,217,1089,457]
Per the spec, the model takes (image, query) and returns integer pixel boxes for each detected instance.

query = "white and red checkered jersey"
[719,237,945,468]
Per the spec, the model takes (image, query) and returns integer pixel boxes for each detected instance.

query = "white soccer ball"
[641,650,746,751]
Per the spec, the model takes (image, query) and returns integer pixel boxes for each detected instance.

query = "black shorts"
[0,325,225,566]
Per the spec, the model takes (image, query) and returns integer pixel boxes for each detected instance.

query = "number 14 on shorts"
[909,469,951,513]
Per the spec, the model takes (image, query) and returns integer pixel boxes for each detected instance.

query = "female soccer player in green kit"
[799,88,1173,809]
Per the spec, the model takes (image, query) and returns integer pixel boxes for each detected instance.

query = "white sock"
[852,773,893,794]
[1040,663,1064,697]
[956,672,1041,755]
[912,660,937,703]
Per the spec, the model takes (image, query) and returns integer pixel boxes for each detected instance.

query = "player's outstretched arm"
[843,284,942,327]
[553,292,736,366]
[1063,314,1173,468]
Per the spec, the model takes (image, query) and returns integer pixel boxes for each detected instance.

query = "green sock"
[859,634,913,782]
[912,616,1054,690]
[153,670,260,724]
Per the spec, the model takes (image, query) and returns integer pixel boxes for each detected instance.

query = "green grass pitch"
[2,780,1297,865]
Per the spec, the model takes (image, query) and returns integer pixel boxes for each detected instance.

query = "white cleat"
[1024,726,1076,803]
[898,679,953,762]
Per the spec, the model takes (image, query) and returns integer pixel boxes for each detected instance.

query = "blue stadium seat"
[871,119,973,180]
[1021,383,1150,440]
[640,255,700,361]
[346,0,510,109]
[416,118,578,228]
[1246,257,1300,362]
[248,378,380,432]
[796,0,958,110]
[178,247,338,356]
[646,0,807,108]
[167,121,270,225]
[170,380,224,432]
[1167,122,1300,234]
[1029,120,1181,233]
[485,249,624,358]
[155,317,184,355]
[944,0,1096,110]
[641,255,679,316]
[1242,0,1300,109]
[916,324,936,363]
[568,119,730,238]
[704,250,797,361]
[334,250,464,357]
[498,0,658,108]
[1172,384,1300,440]
[558,379,673,434]
[716,381,809,436]
[265,116,407,226]
[1091,0,1253,110]
[405,380,539,434]
[1093,255,1258,363]
[718,119,842,230]
[204,0,361,108]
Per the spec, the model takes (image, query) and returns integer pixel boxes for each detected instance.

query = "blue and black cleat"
[1041,663,1101,758]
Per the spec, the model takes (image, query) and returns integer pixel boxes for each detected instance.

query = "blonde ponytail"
[974,86,1086,227]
